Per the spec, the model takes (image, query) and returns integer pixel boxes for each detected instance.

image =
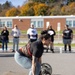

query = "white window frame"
[0,19,13,28]
[66,20,73,27]
[31,18,44,28]
[66,18,75,27]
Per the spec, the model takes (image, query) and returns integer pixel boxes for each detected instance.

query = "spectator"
[11,24,21,52]
[14,31,51,75]
[62,25,73,53]
[27,23,38,43]
[47,25,56,53]
[1,26,9,52]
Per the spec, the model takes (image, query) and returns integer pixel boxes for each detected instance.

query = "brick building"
[0,16,75,31]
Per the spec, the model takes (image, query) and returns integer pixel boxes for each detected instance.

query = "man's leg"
[64,44,67,52]
[5,41,8,52]
[68,44,71,52]
[2,41,4,52]
[16,38,19,51]
[12,38,15,52]
[63,39,67,52]
[50,42,54,53]
[68,39,72,52]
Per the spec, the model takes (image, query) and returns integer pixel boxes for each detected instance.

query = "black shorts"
[51,38,54,42]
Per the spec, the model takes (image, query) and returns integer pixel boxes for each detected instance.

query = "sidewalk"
[0,45,75,57]
[0,45,23,57]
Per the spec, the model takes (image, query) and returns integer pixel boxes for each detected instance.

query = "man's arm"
[32,55,37,75]
[32,55,42,75]
[70,29,73,40]
[71,33,73,40]
[28,34,30,39]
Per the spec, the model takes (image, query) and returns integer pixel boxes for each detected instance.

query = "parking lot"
[0,36,75,75]
[0,48,75,75]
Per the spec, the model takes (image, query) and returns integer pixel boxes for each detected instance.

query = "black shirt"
[47,29,56,42]
[63,29,73,39]
[30,40,44,58]
[1,30,9,41]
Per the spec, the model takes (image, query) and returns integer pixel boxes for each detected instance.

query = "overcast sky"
[0,0,28,7]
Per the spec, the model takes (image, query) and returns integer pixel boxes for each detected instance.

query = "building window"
[7,21,12,28]
[0,21,5,27]
[73,20,75,27]
[37,21,43,28]
[31,19,44,28]
[31,21,36,28]
[0,20,12,28]
[66,20,72,27]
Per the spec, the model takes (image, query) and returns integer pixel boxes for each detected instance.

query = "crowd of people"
[0,23,73,53]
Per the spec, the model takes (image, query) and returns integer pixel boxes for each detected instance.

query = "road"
[0,50,75,75]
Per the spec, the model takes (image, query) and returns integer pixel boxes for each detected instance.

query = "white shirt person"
[27,23,38,42]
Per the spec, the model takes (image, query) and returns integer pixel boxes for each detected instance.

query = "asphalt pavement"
[0,52,75,75]
[0,37,75,75]
[0,46,75,75]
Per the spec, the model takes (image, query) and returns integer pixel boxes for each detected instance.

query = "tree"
[68,0,75,3]
[2,1,12,9]
[33,3,49,15]
[0,4,2,12]
[38,4,49,15]
[51,5,61,15]
[5,7,20,16]
[68,2,75,14]
[20,3,35,16]
[61,5,71,15]
[28,0,56,3]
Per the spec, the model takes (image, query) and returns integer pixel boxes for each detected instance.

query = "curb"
[0,51,14,57]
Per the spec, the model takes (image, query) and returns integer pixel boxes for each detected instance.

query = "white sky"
[0,0,28,7]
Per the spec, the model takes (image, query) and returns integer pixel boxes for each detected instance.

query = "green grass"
[0,30,75,35]
[21,30,75,35]
[7,42,75,47]
[54,43,75,47]
[0,42,75,48]
[8,42,61,46]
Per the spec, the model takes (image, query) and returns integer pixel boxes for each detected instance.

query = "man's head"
[65,25,69,30]
[40,30,51,46]
[3,26,7,30]
[47,25,52,29]
[31,23,34,28]
[14,24,18,29]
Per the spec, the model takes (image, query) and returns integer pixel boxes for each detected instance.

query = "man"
[11,24,21,52]
[14,31,51,75]
[62,25,73,53]
[27,23,38,42]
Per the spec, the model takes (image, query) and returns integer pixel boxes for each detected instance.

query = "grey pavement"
[0,37,75,75]
[0,52,75,75]
[0,47,75,75]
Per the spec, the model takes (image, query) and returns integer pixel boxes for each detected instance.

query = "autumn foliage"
[3,2,75,16]
[6,8,20,16]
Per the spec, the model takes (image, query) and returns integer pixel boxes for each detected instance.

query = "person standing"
[11,24,21,52]
[62,25,73,53]
[47,25,56,53]
[14,31,51,75]
[27,23,38,43]
[1,26,9,52]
